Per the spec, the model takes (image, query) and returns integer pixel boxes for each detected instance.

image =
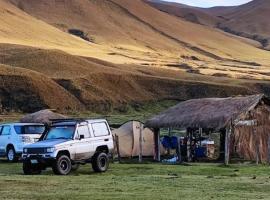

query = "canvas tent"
[145,94,270,163]
[112,121,164,158]
[20,109,67,124]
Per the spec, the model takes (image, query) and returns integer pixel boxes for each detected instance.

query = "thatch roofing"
[20,109,67,124]
[145,94,269,130]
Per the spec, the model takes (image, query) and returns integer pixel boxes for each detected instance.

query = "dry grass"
[0,0,270,112]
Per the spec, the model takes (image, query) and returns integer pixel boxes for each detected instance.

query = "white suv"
[22,119,114,175]
[0,123,45,162]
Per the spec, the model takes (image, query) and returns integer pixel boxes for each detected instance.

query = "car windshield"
[45,126,75,140]
[14,125,45,135]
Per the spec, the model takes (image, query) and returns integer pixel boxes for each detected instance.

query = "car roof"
[0,123,44,126]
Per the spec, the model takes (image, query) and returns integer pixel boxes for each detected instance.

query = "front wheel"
[23,161,41,175]
[92,152,109,173]
[52,155,72,175]
[7,147,18,162]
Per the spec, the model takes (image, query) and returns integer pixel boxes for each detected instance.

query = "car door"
[90,122,111,155]
[74,124,92,160]
[0,125,11,156]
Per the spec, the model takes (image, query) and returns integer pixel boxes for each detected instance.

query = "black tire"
[6,146,18,162]
[52,155,72,175]
[92,152,109,173]
[71,164,80,171]
[23,160,42,175]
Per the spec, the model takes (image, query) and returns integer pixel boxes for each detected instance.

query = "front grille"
[27,148,46,154]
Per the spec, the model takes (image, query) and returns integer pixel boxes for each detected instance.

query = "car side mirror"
[79,135,85,140]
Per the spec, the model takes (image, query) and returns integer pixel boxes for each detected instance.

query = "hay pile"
[20,109,67,124]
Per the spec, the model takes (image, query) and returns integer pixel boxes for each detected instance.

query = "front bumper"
[23,155,56,168]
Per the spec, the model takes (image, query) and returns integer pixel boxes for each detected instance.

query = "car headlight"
[23,148,28,153]
[46,147,55,153]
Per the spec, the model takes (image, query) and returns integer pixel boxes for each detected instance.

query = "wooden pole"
[177,137,182,164]
[115,135,121,163]
[267,135,270,165]
[225,126,231,165]
[253,123,260,165]
[154,128,161,161]
[139,123,143,163]
[187,131,191,162]
[199,128,202,146]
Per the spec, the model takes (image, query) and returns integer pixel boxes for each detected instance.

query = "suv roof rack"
[50,118,87,124]
[50,118,107,124]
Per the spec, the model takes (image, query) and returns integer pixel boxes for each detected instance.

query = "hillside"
[0,0,270,112]
[7,0,270,64]
[147,0,270,50]
[209,0,270,50]
[146,0,220,27]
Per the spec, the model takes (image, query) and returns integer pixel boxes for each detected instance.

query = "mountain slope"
[146,0,220,27]
[1,0,270,112]
[7,0,270,65]
[210,0,270,50]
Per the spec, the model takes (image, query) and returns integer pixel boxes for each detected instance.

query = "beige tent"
[112,121,164,157]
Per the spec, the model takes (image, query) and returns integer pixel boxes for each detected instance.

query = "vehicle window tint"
[77,125,90,139]
[0,126,2,135]
[1,126,10,135]
[45,126,75,140]
[91,122,109,137]
[14,125,45,135]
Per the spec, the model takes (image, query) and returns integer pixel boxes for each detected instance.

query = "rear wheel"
[52,155,72,175]
[23,160,42,175]
[7,146,18,162]
[92,152,109,173]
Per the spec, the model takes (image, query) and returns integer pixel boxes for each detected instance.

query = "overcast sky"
[164,0,252,8]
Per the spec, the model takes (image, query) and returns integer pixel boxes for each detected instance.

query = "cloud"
[164,0,252,8]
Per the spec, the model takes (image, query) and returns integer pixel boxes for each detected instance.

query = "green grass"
[0,161,270,200]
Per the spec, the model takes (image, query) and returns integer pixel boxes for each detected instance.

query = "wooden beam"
[267,134,270,165]
[115,135,121,163]
[154,128,161,161]
[224,126,231,165]
[177,137,182,164]
[139,123,143,163]
[253,123,261,165]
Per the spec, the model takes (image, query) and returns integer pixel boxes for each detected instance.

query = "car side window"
[0,126,2,135]
[77,125,91,139]
[1,126,11,135]
[91,122,109,137]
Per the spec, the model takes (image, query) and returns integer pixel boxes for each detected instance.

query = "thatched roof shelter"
[145,94,269,130]
[20,109,67,124]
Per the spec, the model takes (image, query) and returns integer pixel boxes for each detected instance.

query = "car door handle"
[104,139,109,142]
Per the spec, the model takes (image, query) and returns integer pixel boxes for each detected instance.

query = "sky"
[164,0,253,8]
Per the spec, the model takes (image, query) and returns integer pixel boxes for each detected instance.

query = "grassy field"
[0,161,269,200]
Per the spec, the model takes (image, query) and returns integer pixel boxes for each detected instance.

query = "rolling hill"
[146,0,220,27]
[147,0,270,50]
[0,0,270,113]
[209,0,270,50]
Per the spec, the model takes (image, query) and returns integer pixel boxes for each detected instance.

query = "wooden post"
[199,128,202,146]
[115,135,121,163]
[187,131,191,162]
[267,135,270,165]
[139,123,143,163]
[177,137,182,164]
[253,123,260,165]
[154,128,161,161]
[224,126,231,165]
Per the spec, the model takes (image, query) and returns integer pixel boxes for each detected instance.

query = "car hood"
[24,139,71,148]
